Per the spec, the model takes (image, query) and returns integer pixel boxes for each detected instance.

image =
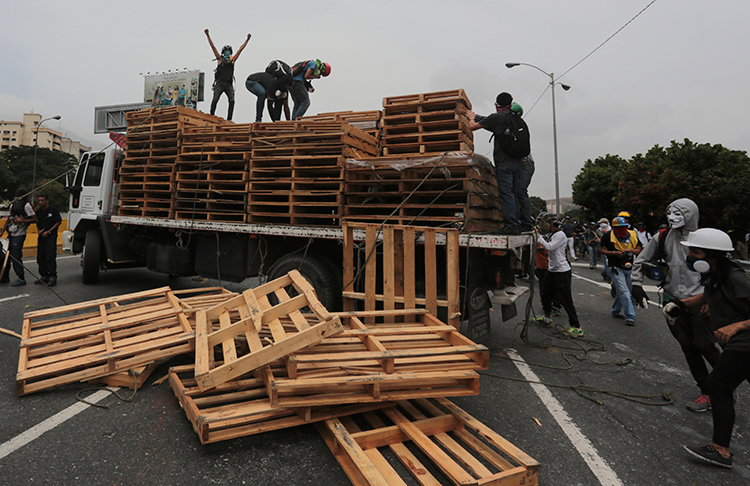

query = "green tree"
[529,196,548,217]
[0,146,76,208]
[571,154,626,223]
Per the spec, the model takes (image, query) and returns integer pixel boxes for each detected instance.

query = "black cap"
[496,92,512,107]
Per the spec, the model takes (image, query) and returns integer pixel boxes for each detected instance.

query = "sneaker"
[11,279,26,287]
[567,327,584,338]
[683,444,732,469]
[533,317,553,327]
[34,278,49,285]
[48,278,57,287]
[625,319,635,327]
[686,395,711,413]
[497,226,521,235]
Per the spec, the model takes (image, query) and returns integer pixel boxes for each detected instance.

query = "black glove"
[631,284,649,308]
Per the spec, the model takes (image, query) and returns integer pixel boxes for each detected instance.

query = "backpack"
[292,60,311,78]
[498,112,531,159]
[266,60,291,79]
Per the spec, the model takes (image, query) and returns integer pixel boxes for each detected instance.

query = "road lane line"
[0,389,113,460]
[506,348,623,486]
[573,273,660,307]
[0,294,29,303]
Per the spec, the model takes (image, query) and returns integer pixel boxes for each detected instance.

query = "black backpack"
[266,60,291,79]
[498,112,531,159]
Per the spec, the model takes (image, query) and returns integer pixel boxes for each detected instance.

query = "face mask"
[222,52,231,61]
[686,255,710,273]
[667,206,685,229]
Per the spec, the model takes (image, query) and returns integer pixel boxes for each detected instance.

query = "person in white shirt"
[536,218,583,337]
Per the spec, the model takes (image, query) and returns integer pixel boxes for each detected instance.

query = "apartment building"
[0,113,91,157]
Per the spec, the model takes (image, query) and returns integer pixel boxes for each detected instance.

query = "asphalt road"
[0,254,748,485]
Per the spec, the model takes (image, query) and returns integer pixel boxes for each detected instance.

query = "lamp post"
[505,63,570,216]
[31,115,61,202]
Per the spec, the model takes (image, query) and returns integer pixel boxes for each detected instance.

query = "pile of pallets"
[247,121,379,225]
[119,107,224,219]
[380,89,474,156]
[343,152,503,232]
[299,109,382,141]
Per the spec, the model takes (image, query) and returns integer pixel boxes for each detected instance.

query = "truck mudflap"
[98,216,138,263]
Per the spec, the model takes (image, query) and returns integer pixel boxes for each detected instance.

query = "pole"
[550,74,561,216]
[31,115,60,203]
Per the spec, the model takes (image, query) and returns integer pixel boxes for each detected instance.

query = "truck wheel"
[82,230,102,284]
[267,254,342,312]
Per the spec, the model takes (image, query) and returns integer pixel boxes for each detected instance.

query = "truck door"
[68,148,120,230]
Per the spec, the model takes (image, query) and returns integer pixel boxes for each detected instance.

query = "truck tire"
[82,229,102,284]
[267,253,342,311]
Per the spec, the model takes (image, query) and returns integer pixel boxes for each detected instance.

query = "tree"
[571,154,627,223]
[0,146,76,208]
[529,196,548,217]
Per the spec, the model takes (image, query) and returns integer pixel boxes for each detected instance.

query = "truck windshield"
[83,153,105,186]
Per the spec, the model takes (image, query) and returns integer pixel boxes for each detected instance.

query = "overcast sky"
[2,1,748,202]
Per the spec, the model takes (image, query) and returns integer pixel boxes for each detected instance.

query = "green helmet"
[510,102,523,116]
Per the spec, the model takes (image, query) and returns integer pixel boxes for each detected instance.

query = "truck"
[63,108,533,339]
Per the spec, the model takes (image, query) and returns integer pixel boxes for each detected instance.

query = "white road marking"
[0,389,114,460]
[0,294,29,303]
[572,273,661,307]
[506,348,624,486]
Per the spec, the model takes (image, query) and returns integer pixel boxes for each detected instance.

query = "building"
[0,113,91,158]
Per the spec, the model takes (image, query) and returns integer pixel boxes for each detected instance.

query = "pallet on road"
[16,287,195,396]
[316,397,540,486]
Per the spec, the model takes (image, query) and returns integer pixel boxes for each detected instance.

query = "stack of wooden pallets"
[343,152,503,232]
[246,121,379,225]
[299,109,382,141]
[380,89,473,156]
[119,107,223,219]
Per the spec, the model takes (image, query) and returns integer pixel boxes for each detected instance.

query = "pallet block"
[16,287,195,396]
[316,397,540,486]
[169,364,392,444]
[261,309,487,408]
[193,270,343,391]
[87,361,160,390]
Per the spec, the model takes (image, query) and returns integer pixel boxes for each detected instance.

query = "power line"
[558,0,658,81]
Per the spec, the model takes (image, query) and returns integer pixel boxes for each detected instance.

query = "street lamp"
[31,115,61,202]
[506,63,570,216]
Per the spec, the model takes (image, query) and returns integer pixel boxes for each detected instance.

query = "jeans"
[210,83,235,120]
[601,255,612,280]
[8,234,26,281]
[291,80,310,120]
[37,233,58,279]
[611,267,635,321]
[540,270,580,327]
[706,349,750,448]
[566,237,576,259]
[245,79,267,122]
[587,243,600,267]
[496,157,534,229]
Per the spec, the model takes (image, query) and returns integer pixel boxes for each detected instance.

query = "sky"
[2,1,749,202]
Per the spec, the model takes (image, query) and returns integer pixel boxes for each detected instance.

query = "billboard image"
[144,70,204,108]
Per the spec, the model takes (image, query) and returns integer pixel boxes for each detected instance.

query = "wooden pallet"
[261,309,486,407]
[87,362,160,390]
[169,364,392,444]
[316,397,540,486]
[342,223,461,329]
[193,270,343,391]
[16,287,195,396]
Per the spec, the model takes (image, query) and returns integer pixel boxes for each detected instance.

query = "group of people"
[1,189,62,287]
[530,198,749,469]
[204,30,331,123]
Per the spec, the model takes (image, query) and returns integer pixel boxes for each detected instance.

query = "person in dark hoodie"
[632,198,721,412]
[245,72,293,122]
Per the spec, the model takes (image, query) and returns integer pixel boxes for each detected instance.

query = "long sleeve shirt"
[537,230,571,273]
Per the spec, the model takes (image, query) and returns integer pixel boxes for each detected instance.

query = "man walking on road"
[632,198,720,412]
[35,194,62,286]
[600,216,642,326]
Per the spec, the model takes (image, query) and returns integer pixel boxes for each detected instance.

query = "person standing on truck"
[1,188,37,287]
[245,72,293,122]
[535,218,583,337]
[675,228,750,469]
[632,198,720,412]
[34,194,62,287]
[290,60,331,120]
[456,93,534,235]
[600,216,643,326]
[205,29,251,121]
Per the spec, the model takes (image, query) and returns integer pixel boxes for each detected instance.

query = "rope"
[75,369,139,408]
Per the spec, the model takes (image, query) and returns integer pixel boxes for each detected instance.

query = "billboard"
[143,70,204,108]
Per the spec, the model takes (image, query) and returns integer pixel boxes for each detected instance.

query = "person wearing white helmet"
[632,198,720,413]
[673,228,750,469]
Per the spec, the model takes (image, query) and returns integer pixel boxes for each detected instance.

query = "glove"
[631,285,649,308]
[662,300,687,326]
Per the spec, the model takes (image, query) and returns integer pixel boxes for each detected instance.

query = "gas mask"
[667,206,685,229]
[222,51,231,62]
[686,255,710,273]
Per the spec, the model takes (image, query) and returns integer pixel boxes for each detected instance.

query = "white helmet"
[680,228,734,252]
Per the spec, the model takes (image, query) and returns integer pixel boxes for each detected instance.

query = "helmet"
[221,45,233,55]
[510,102,523,116]
[617,211,631,218]
[611,217,628,227]
[597,218,609,224]
[321,62,331,77]
[679,228,734,252]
